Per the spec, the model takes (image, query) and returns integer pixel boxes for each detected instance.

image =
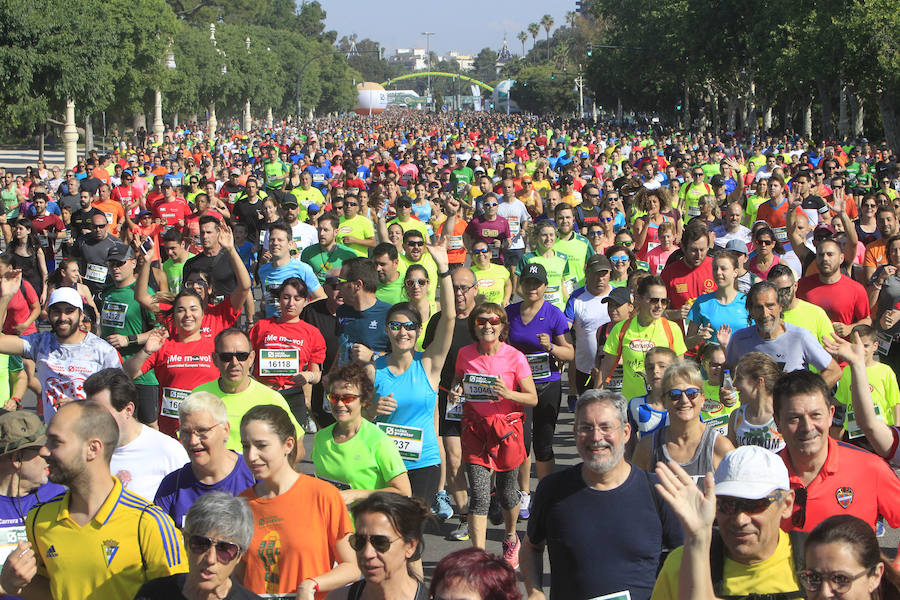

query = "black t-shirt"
[232,197,265,242]
[301,299,341,371]
[70,207,105,240]
[423,311,475,395]
[575,204,601,228]
[527,464,683,600]
[79,177,103,196]
[183,249,237,300]
[135,573,261,600]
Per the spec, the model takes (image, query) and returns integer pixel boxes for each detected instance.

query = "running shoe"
[432,490,453,521]
[448,521,470,541]
[502,533,520,570]
[519,491,531,519]
[488,492,503,525]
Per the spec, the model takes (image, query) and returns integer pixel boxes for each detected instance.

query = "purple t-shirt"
[506,301,570,383]
[153,452,254,528]
[465,216,510,262]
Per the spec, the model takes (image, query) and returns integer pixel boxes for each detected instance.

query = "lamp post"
[421,31,434,111]
[62,99,78,171]
[208,23,218,137]
[243,37,251,132]
[153,43,177,144]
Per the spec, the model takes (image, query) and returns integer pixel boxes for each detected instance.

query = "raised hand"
[218,224,235,250]
[143,327,168,354]
[823,331,867,366]
[425,241,450,272]
[0,269,22,299]
[716,324,732,348]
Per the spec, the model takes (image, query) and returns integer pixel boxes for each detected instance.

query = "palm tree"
[565,11,577,29]
[517,31,528,58]
[541,14,554,61]
[528,22,540,61]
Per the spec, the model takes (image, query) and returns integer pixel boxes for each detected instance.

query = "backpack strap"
[660,318,675,349]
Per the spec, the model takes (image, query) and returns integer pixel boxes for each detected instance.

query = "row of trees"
[0,0,359,140]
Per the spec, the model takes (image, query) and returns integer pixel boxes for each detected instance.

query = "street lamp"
[153,40,176,144]
[421,31,434,111]
[243,37,252,131]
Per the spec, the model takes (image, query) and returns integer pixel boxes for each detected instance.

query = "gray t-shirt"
[725,322,832,373]
[496,198,530,250]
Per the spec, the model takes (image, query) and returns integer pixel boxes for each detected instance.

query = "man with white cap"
[0,273,121,422]
[651,446,804,600]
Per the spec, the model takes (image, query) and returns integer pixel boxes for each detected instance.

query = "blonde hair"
[661,360,704,393]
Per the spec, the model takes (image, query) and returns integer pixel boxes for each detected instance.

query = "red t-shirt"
[660,256,715,310]
[796,274,870,326]
[153,199,191,226]
[160,296,242,339]
[780,436,900,533]
[140,336,218,436]
[111,185,142,219]
[3,281,38,335]
[31,213,65,260]
[248,318,327,390]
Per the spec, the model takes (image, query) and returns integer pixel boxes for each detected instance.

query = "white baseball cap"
[48,287,83,310]
[714,446,789,499]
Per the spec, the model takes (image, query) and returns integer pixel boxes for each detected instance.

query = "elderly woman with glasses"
[135,492,260,600]
[633,360,734,480]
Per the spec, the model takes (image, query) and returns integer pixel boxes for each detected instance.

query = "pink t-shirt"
[647,245,676,276]
[454,342,532,420]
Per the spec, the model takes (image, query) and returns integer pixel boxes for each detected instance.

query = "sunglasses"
[586,230,603,237]
[798,569,870,594]
[756,239,775,246]
[216,351,250,362]
[405,277,428,288]
[327,392,360,404]
[88,223,107,229]
[406,241,425,248]
[388,320,418,331]
[348,533,399,553]
[453,283,477,294]
[475,316,502,326]
[188,535,241,564]
[667,387,700,400]
[645,296,670,306]
[717,494,780,516]
[345,201,358,207]
[483,202,498,207]
[609,256,629,263]
[619,240,633,246]
[472,247,490,255]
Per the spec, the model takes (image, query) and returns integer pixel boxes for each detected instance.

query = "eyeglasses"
[609,256,629,263]
[345,201,358,207]
[587,193,600,198]
[832,184,844,189]
[327,392,360,404]
[645,296,670,306]
[814,171,824,176]
[475,316,502,326]
[178,422,221,440]
[185,280,209,289]
[388,320,418,331]
[453,283,477,294]
[88,223,107,229]
[216,351,250,362]
[863,203,877,208]
[693,172,704,177]
[717,494,780,516]
[348,533,400,553]
[667,387,700,400]
[797,568,870,594]
[188,535,241,564]
[472,247,490,255]
[586,230,603,237]
[575,423,620,436]
[619,240,633,246]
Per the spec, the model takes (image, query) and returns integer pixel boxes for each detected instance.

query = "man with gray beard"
[520,390,683,600]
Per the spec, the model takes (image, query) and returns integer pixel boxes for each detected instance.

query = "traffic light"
[587,43,593,57]
[550,73,556,80]
[676,105,682,111]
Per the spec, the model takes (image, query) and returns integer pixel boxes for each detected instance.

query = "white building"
[390,48,428,71]
[443,51,474,71]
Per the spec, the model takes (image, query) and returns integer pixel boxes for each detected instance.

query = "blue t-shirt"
[373,352,440,471]
[257,258,322,318]
[153,452,254,528]
[505,301,570,383]
[527,464,683,600]
[337,299,392,359]
[687,291,749,334]
[356,165,371,180]
[304,165,332,191]
[236,240,256,278]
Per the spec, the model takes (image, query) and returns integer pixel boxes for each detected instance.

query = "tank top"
[9,251,41,298]
[347,579,428,600]
[731,405,785,452]
[650,425,718,483]
[638,214,671,259]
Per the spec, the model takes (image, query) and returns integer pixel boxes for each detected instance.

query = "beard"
[582,440,626,475]
[47,453,86,486]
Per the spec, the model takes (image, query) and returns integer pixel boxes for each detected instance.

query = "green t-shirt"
[744,195,768,225]
[192,378,304,452]
[700,381,740,435]
[472,262,510,305]
[516,251,572,311]
[162,255,194,294]
[602,317,687,401]
[312,418,407,491]
[835,362,900,438]
[782,300,835,345]
[100,282,158,386]
[553,233,594,289]
[449,166,474,198]
[337,215,376,257]
[289,187,324,211]
[376,275,407,306]
[300,243,358,283]
[264,159,289,189]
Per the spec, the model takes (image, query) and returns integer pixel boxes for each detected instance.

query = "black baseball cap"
[521,263,548,285]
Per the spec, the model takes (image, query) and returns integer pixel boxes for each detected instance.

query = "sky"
[322,0,573,58]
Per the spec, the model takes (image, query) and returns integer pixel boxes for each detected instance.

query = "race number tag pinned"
[161,388,190,418]
[526,352,551,380]
[101,301,128,328]
[85,264,108,283]
[259,349,300,376]
[377,423,424,461]
[462,373,498,402]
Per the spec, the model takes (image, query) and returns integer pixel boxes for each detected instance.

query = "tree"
[541,14,555,61]
[471,47,499,85]
[528,23,540,59]
[510,64,577,115]
[517,31,528,57]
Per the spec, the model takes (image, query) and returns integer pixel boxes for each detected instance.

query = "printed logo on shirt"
[628,338,654,352]
[836,487,854,509]
[702,278,715,292]
[368,320,378,329]
[46,545,58,558]
[102,539,119,567]
[676,283,688,294]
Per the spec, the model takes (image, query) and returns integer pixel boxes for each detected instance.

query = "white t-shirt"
[21,332,122,423]
[110,425,189,501]
[497,198,531,250]
[291,220,318,251]
[565,286,611,373]
[713,225,752,247]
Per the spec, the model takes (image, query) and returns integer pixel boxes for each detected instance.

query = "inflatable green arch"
[381,72,494,92]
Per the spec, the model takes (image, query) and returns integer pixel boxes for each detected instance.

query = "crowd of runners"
[0,110,896,599]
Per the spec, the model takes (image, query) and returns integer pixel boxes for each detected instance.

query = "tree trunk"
[711,93,720,132]
[803,101,812,138]
[85,114,94,152]
[851,93,864,139]
[746,80,757,132]
[763,106,773,130]
[783,99,793,133]
[878,92,899,154]
[39,125,45,161]
[838,82,850,141]
[616,97,623,126]
[727,97,738,131]
[683,83,691,130]
[817,79,834,140]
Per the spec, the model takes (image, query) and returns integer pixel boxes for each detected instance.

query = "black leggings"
[531,380,562,462]
[466,463,519,515]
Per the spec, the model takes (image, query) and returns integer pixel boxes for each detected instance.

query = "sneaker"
[432,490,453,521]
[502,533,520,569]
[877,518,886,538]
[488,493,503,525]
[519,491,531,519]
[448,521,470,541]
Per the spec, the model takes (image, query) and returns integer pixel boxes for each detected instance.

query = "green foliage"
[509,64,577,115]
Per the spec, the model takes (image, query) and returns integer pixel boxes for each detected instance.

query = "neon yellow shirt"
[603,318,687,401]
[472,262,510,305]
[337,214,376,257]
[835,361,900,437]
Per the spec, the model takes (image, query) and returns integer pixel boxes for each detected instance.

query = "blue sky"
[322,0,573,58]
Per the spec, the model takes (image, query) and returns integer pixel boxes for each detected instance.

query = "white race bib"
[161,387,190,418]
[846,403,882,439]
[85,263,108,283]
[449,235,463,250]
[101,301,128,328]
[445,395,464,421]
[462,373,498,402]
[0,526,27,564]
[774,226,788,242]
[526,352,552,380]
[377,423,424,461]
[259,349,300,377]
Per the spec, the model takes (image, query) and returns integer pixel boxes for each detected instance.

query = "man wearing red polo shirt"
[774,369,900,533]
[660,221,715,317]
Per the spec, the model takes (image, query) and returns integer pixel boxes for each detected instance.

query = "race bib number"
[0,526,27,564]
[85,263,108,283]
[462,373,498,402]
[607,365,624,392]
[846,403,882,439]
[687,204,701,217]
[506,216,520,237]
[161,387,190,418]
[449,235,463,250]
[526,352,551,380]
[543,286,562,307]
[491,246,500,259]
[259,349,300,377]
[876,331,893,357]
[38,233,49,248]
[445,395,464,421]
[702,414,731,436]
[647,241,660,253]
[377,423,424,461]
[774,226,788,242]
[101,301,128,328]
[313,173,324,183]
[104,212,114,224]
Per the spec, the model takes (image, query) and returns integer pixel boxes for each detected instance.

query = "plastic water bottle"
[721,369,736,406]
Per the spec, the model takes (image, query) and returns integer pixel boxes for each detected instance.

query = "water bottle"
[721,369,736,406]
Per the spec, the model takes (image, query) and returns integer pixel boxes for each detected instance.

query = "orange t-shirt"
[240,475,353,599]
[864,238,888,268]
[91,199,126,232]
[438,217,468,264]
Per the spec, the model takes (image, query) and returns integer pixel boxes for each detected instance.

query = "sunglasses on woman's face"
[327,392,360,404]
[387,320,418,332]
[188,535,241,564]
[475,316,502,326]
[404,278,428,288]
[348,533,399,553]
[757,239,775,246]
[609,256,629,263]
[472,247,490,255]
[667,387,701,401]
